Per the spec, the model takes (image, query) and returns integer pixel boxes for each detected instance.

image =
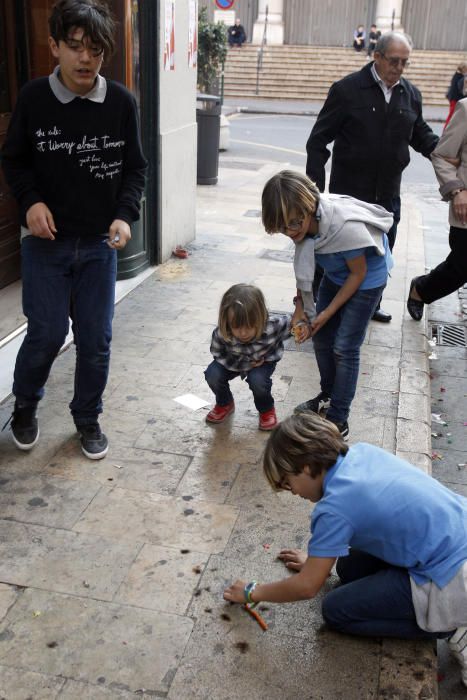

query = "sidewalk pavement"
[223,96,448,122]
[0,156,439,699]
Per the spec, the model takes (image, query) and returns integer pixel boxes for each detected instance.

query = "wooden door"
[0,0,21,290]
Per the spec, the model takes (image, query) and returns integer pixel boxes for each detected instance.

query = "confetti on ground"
[431,452,443,461]
[431,413,447,426]
[262,543,271,550]
[33,611,41,617]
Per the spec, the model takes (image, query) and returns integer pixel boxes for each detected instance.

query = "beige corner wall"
[158,1,197,262]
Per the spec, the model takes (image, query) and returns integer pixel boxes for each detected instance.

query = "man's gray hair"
[375,31,413,55]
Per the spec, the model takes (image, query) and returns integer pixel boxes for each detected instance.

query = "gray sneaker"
[294,391,331,415]
[77,423,108,460]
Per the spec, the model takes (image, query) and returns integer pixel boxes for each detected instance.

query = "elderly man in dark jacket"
[306,32,438,322]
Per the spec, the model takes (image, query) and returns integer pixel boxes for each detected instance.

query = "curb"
[376,195,437,699]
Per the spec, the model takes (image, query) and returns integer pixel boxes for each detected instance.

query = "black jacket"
[306,62,438,202]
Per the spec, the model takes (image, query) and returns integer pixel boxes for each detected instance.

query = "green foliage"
[197,6,227,93]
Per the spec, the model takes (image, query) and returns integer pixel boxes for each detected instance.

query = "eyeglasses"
[65,39,104,57]
[280,218,304,233]
[380,53,410,68]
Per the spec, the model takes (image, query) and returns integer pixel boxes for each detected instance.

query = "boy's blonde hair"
[261,170,320,234]
[263,413,348,490]
[218,284,268,341]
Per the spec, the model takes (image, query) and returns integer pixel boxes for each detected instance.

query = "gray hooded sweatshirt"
[294,194,394,318]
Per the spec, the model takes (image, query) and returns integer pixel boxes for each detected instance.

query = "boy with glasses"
[1,0,147,459]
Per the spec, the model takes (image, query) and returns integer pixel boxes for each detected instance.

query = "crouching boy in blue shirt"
[224,413,467,687]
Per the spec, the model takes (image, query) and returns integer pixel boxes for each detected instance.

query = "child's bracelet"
[244,580,258,605]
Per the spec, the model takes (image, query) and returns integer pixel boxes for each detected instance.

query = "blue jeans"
[13,235,117,426]
[313,276,384,423]
[204,359,276,413]
[322,549,448,640]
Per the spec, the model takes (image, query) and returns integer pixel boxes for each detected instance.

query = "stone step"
[223,46,461,106]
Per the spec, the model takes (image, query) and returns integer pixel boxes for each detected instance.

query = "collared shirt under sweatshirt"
[1,69,147,236]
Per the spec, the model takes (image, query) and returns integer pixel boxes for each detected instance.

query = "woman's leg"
[245,362,276,413]
[415,226,467,304]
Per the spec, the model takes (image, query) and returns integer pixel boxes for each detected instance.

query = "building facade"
[201,0,467,50]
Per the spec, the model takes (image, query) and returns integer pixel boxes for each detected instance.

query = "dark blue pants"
[416,225,467,304]
[313,277,384,423]
[204,359,276,413]
[322,549,444,639]
[13,235,117,426]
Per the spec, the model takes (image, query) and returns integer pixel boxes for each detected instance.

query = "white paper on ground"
[174,393,210,410]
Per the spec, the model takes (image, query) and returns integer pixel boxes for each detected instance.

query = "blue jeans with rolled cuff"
[313,276,385,423]
[204,359,276,413]
[13,235,117,427]
[322,549,451,640]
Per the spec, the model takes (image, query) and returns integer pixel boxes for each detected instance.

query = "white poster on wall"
[164,0,175,71]
[188,0,198,68]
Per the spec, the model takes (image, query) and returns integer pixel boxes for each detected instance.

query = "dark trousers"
[13,235,117,426]
[416,225,467,304]
[204,359,276,413]
[322,549,450,639]
[312,196,400,302]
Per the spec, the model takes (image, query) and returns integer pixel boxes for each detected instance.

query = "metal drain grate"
[430,323,467,347]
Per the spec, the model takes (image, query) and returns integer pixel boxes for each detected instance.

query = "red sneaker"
[206,401,235,424]
[259,407,278,431]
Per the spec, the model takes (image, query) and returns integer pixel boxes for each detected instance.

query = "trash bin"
[196,94,221,185]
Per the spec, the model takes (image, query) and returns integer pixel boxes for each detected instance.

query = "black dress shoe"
[371,309,392,323]
[407,277,424,321]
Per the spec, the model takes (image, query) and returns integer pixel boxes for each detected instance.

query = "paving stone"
[398,392,431,423]
[175,453,240,504]
[45,444,191,496]
[0,583,18,622]
[114,544,208,614]
[59,678,138,699]
[396,451,432,474]
[377,645,437,700]
[0,520,140,600]
[396,419,431,455]
[0,472,100,528]
[0,666,65,699]
[399,367,431,396]
[168,600,380,700]
[358,364,400,393]
[368,326,402,349]
[0,588,192,695]
[74,486,239,554]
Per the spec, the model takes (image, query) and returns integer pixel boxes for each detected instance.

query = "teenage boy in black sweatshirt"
[1,0,147,459]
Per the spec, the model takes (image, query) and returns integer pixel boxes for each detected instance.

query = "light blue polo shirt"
[308,443,467,588]
[315,234,391,289]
